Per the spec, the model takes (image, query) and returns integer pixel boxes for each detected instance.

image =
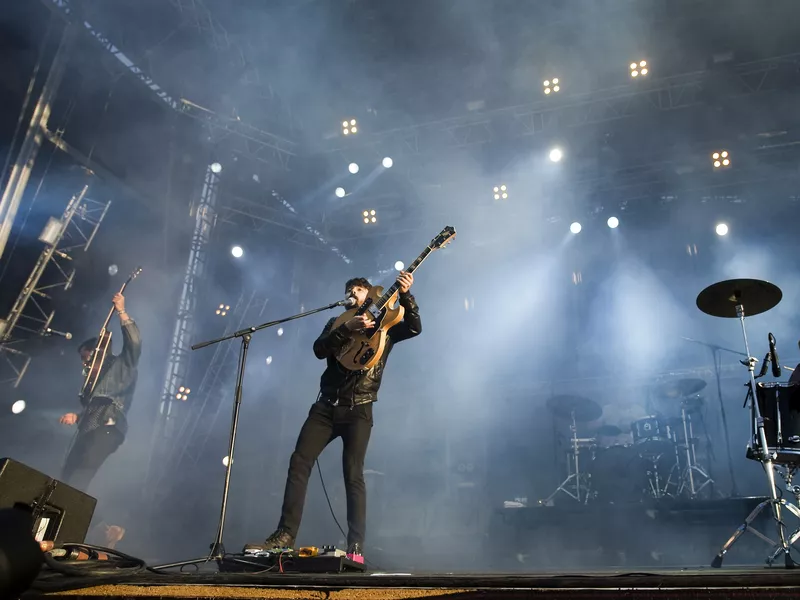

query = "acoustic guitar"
[79,266,142,400]
[331,226,455,371]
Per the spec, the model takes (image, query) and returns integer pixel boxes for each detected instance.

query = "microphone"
[44,328,73,340]
[769,333,781,378]
[335,297,357,308]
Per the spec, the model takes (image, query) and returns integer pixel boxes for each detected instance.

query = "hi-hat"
[546,395,602,422]
[655,378,707,399]
[696,279,782,318]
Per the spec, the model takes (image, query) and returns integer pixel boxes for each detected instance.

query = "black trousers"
[278,401,373,546]
[62,426,124,493]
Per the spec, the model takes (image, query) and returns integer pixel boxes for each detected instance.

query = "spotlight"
[543,78,560,95]
[630,60,648,77]
[342,119,358,135]
[277,327,284,337]
[215,303,230,316]
[108,264,118,276]
[549,148,563,162]
[715,223,729,236]
[394,261,405,271]
[210,162,222,174]
[175,386,191,401]
[570,222,582,234]
[362,209,377,224]
[222,456,230,467]
[349,162,360,174]
[335,187,346,198]
[11,400,25,414]
[492,184,508,200]
[266,356,273,365]
[607,216,619,229]
[712,150,731,168]
[382,157,393,168]
[231,246,244,258]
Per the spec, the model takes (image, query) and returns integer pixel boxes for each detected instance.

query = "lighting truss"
[0,185,110,387]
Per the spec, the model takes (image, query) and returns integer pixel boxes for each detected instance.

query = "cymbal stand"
[677,401,715,498]
[539,410,590,506]
[712,304,800,568]
[767,465,800,564]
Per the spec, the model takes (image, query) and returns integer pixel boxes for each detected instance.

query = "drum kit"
[540,377,715,507]
[540,278,800,568]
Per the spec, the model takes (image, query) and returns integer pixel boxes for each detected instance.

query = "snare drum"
[630,416,672,454]
[752,382,800,463]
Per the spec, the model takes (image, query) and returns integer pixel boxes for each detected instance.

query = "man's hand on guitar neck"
[60,412,78,425]
[112,293,132,324]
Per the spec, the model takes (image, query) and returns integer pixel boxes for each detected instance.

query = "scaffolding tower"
[0,185,110,387]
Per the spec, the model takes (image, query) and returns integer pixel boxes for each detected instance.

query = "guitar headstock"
[125,266,143,285]
[431,226,456,250]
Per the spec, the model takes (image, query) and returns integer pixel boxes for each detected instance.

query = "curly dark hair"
[345,277,371,293]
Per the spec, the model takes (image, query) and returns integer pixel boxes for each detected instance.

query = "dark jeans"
[62,426,124,493]
[278,401,373,546]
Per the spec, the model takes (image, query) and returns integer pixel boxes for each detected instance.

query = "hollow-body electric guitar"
[331,227,456,371]
[79,266,142,400]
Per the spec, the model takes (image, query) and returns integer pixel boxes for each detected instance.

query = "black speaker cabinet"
[0,458,96,544]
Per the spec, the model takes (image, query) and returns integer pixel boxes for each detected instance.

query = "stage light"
[175,386,191,401]
[277,327,284,337]
[493,184,508,200]
[394,261,405,271]
[342,119,358,135]
[570,222,582,234]
[11,400,25,414]
[231,246,244,258]
[382,157,393,168]
[607,216,619,229]
[712,150,730,168]
[215,304,230,316]
[349,162,360,174]
[543,78,560,95]
[210,162,222,174]
[222,456,230,467]
[335,187,346,198]
[715,223,729,236]
[630,60,648,77]
[266,356,273,365]
[549,148,563,162]
[108,264,118,276]
[362,209,377,224]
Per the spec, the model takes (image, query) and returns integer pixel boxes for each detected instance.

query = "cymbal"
[546,395,602,422]
[655,378,707,399]
[595,424,623,437]
[696,279,782,318]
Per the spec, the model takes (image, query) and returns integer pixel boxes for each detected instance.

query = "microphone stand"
[153,299,348,571]
[681,336,748,497]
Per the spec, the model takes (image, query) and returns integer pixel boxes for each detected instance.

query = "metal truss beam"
[0,185,110,387]
[216,190,352,264]
[315,53,800,161]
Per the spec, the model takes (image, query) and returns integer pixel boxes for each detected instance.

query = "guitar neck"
[98,279,133,332]
[375,246,433,309]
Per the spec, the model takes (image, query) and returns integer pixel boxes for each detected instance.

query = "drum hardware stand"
[676,400,715,498]
[643,452,670,499]
[711,305,800,568]
[539,410,591,505]
[765,465,800,564]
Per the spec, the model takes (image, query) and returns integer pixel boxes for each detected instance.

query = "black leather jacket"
[313,292,421,405]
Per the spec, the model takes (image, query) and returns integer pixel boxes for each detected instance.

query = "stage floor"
[27,565,800,599]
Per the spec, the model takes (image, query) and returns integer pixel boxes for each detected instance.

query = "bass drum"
[587,444,648,504]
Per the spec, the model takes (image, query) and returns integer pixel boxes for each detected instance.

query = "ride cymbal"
[696,279,782,318]
[655,378,707,399]
[546,395,603,422]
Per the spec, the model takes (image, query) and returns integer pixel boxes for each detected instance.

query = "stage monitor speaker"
[0,457,96,544]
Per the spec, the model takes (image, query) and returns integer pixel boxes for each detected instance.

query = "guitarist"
[245,272,421,558]
[59,292,141,493]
